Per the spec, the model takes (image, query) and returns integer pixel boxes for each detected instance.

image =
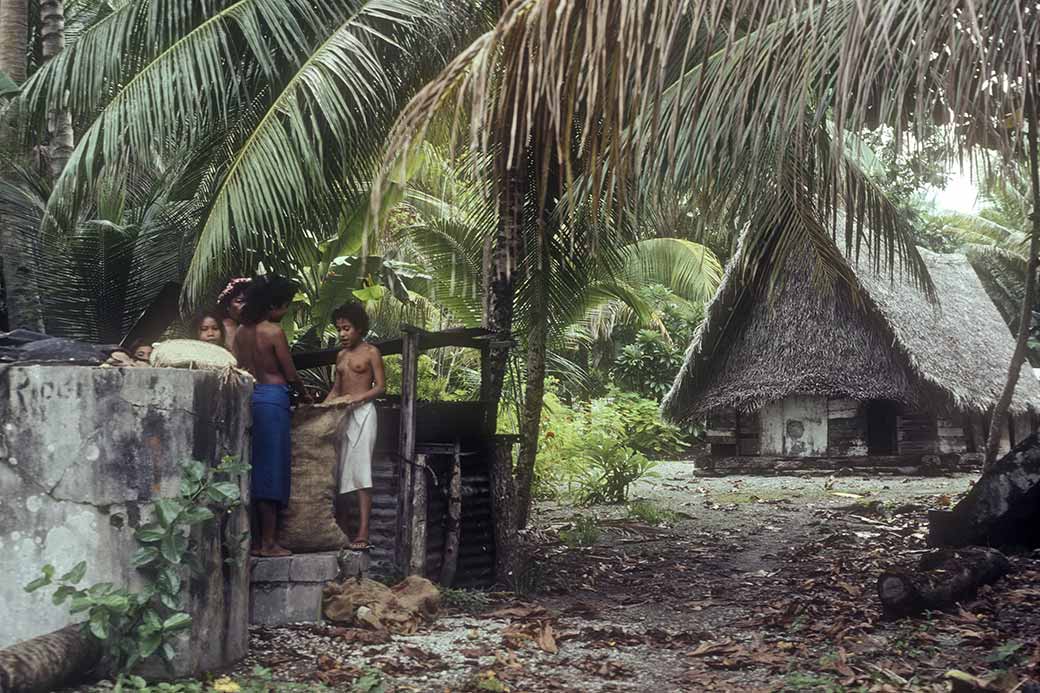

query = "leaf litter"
[225,469,1040,691]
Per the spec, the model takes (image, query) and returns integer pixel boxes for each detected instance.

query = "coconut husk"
[322,576,440,634]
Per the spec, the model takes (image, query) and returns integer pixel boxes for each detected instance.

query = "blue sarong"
[251,384,291,504]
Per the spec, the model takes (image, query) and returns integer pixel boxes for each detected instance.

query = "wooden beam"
[395,330,419,573]
[409,454,428,577]
[292,326,497,371]
[439,440,463,587]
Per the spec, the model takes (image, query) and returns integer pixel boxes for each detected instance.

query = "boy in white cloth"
[323,303,385,551]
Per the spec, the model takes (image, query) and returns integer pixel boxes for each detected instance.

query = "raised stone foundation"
[0,365,253,677]
[250,550,369,625]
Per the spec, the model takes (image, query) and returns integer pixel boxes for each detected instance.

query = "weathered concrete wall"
[0,365,253,677]
[759,396,828,456]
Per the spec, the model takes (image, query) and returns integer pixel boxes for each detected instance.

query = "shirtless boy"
[235,275,312,556]
[322,303,385,551]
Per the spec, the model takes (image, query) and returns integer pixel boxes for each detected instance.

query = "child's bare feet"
[346,538,371,551]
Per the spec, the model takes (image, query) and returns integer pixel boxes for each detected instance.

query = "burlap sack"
[278,404,346,551]
[150,339,237,369]
[322,576,440,633]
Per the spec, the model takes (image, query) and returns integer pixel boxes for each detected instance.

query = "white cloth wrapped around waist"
[335,401,377,494]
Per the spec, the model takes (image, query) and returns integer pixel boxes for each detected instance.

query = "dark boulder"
[929,433,1040,549]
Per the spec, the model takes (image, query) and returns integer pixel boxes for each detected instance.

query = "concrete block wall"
[0,365,253,677]
[250,551,368,625]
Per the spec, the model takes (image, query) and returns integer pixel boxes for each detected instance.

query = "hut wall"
[759,396,828,457]
[937,414,967,454]
[737,410,761,455]
[826,398,868,456]
[707,407,738,456]
[896,412,938,455]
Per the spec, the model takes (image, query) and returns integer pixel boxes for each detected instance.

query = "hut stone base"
[698,453,984,476]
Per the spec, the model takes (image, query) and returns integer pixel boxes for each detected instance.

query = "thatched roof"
[662,233,1040,423]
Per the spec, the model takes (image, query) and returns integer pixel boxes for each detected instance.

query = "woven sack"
[150,339,237,370]
[278,404,346,551]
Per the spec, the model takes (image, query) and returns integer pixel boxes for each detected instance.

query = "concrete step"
[249,550,370,625]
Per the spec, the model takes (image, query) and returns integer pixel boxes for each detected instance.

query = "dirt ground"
[213,465,1039,691]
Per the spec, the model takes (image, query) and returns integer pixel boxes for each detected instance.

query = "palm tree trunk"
[984,86,1040,469]
[515,217,549,529]
[483,161,523,587]
[0,0,45,332]
[0,0,28,82]
[40,0,73,177]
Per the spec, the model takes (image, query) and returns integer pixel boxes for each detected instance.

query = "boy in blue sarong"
[235,275,312,557]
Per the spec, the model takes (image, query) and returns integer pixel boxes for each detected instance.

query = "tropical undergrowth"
[531,381,686,505]
[25,456,249,679]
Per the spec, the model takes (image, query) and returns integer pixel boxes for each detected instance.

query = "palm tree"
[20,0,497,310]
[373,0,1038,473]
[0,0,28,83]
[937,164,1037,363]
[0,0,46,331]
[392,145,722,527]
[39,0,73,177]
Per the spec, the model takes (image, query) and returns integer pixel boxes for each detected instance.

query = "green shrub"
[600,388,687,458]
[612,329,684,401]
[626,499,679,525]
[569,434,656,505]
[559,516,601,547]
[534,384,662,504]
[383,353,469,401]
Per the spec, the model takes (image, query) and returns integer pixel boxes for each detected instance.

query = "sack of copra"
[278,404,345,552]
[149,339,237,370]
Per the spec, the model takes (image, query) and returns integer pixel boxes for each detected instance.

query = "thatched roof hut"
[663,233,1040,428]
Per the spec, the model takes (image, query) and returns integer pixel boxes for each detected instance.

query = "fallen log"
[0,624,102,693]
[877,546,1011,619]
[929,433,1040,549]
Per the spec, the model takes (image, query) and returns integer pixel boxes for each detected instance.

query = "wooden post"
[396,328,420,574]
[409,453,428,576]
[489,435,518,587]
[440,440,463,587]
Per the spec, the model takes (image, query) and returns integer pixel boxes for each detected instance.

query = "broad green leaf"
[87,582,114,596]
[159,591,180,610]
[130,546,160,568]
[69,596,93,614]
[89,610,109,640]
[181,506,214,525]
[52,585,78,605]
[180,460,206,484]
[161,642,176,663]
[158,566,181,596]
[60,561,88,584]
[207,481,240,504]
[352,284,385,303]
[160,531,187,564]
[24,576,52,593]
[162,612,192,632]
[155,498,183,528]
[142,608,163,634]
[139,631,163,658]
[135,524,166,544]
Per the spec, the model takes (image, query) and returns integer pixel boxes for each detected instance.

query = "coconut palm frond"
[21,0,497,310]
